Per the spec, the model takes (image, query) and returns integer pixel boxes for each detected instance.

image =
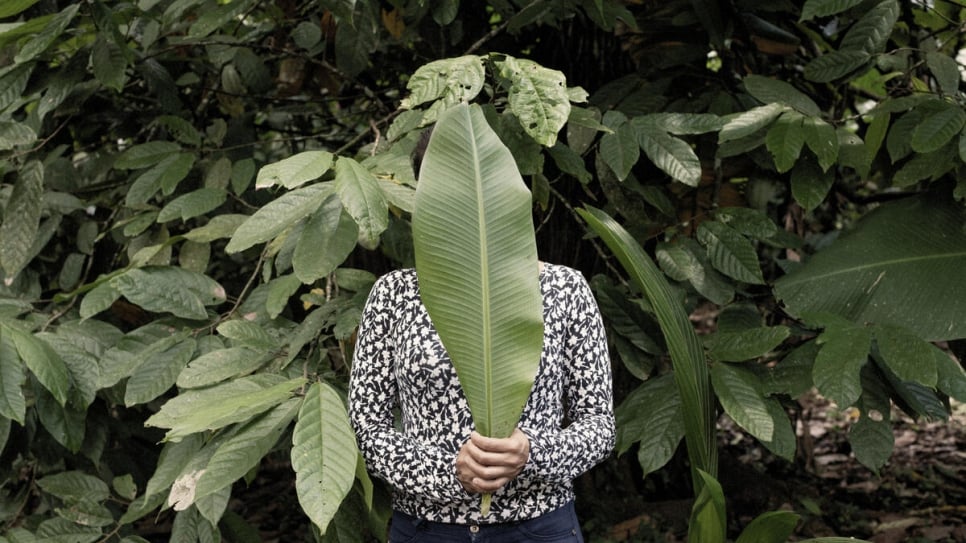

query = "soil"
[598,395,966,543]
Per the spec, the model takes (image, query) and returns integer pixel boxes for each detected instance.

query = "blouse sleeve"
[348,274,464,503]
[520,272,615,483]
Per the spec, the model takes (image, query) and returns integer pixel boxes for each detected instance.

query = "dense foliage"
[0,0,964,541]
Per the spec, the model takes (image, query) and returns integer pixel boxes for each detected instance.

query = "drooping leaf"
[0,160,43,279]
[743,75,820,116]
[761,398,796,460]
[256,151,334,190]
[926,51,962,96]
[400,55,485,110]
[800,0,864,20]
[911,103,966,154]
[0,333,26,424]
[813,325,871,407]
[36,471,110,504]
[334,158,388,249]
[292,382,358,534]
[158,188,227,222]
[225,183,332,253]
[115,141,181,169]
[711,363,774,442]
[839,0,899,55]
[615,374,685,476]
[176,347,268,389]
[873,324,938,387]
[113,267,225,320]
[91,35,128,91]
[3,322,69,406]
[706,326,790,362]
[736,510,800,543]
[802,116,839,172]
[637,127,702,186]
[766,110,805,173]
[125,337,196,406]
[689,470,727,543]
[14,3,79,63]
[804,50,870,83]
[494,55,571,147]
[412,103,544,440]
[636,113,724,135]
[850,367,894,471]
[935,348,966,402]
[599,122,639,181]
[774,191,966,341]
[125,153,196,205]
[293,194,359,283]
[697,221,765,284]
[718,103,785,143]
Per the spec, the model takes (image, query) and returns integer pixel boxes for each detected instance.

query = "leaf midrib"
[470,111,494,434]
[779,251,966,288]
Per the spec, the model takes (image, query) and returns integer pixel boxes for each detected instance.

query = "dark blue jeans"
[389,501,584,543]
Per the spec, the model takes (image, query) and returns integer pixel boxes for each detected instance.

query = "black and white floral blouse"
[348,263,615,524]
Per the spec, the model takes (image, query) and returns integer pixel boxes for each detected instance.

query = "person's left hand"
[455,428,530,494]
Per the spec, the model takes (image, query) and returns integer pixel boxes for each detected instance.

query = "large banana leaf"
[412,103,544,441]
[774,190,966,341]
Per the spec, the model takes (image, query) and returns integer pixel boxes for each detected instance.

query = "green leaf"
[113,267,225,320]
[743,75,820,116]
[926,51,961,96]
[706,326,790,362]
[0,64,32,112]
[176,347,267,389]
[935,348,966,402]
[764,340,818,398]
[36,385,85,451]
[761,398,796,460]
[156,115,202,147]
[115,141,181,169]
[911,103,966,154]
[125,153,196,205]
[495,55,571,147]
[579,206,716,494]
[37,471,110,504]
[265,274,302,320]
[774,191,966,341]
[188,0,257,38]
[294,195,359,283]
[0,160,43,279]
[226,183,333,253]
[873,324,937,387]
[217,319,279,350]
[292,382,358,534]
[0,0,40,17]
[689,470,727,543]
[813,325,871,407]
[800,0,864,20]
[718,103,784,143]
[14,3,79,63]
[547,142,592,184]
[615,374,685,477]
[656,239,734,305]
[637,127,702,186]
[839,0,899,55]
[636,113,724,135]
[802,116,839,172]
[145,375,305,442]
[711,363,774,442]
[412,103,543,440]
[804,50,870,83]
[143,434,204,500]
[401,55,485,110]
[193,398,300,504]
[3,322,69,406]
[125,337,196,406]
[256,151,334,190]
[766,111,805,172]
[183,214,248,243]
[0,334,26,424]
[696,221,764,284]
[736,510,800,543]
[599,122,639,181]
[850,368,893,471]
[158,188,227,223]
[79,280,122,320]
[334,158,388,249]
[0,121,37,150]
[99,324,182,389]
[92,35,128,92]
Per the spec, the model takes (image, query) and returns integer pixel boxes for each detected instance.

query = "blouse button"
[469,525,480,533]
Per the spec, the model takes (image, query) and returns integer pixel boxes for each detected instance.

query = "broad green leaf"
[774,191,966,341]
[766,111,805,172]
[706,326,790,362]
[217,319,279,350]
[0,0,40,17]
[873,324,937,387]
[495,55,571,147]
[635,113,724,135]
[839,0,899,55]
[911,103,966,154]
[886,109,921,163]
[0,160,43,278]
[743,75,820,116]
[400,55,485,110]
[265,274,302,319]
[761,398,796,460]
[193,398,300,504]
[800,0,864,20]
[113,267,225,320]
[3,322,69,406]
[156,115,202,147]
[36,385,85,451]
[863,111,889,168]
[292,382,357,534]
[615,374,684,476]
[711,363,773,442]
[714,208,780,241]
[36,471,110,504]
[0,121,37,150]
[579,205,717,493]
[176,347,267,389]
[599,122,639,181]
[125,153,196,205]
[0,334,25,424]
[802,116,839,172]
[145,375,305,442]
[144,434,205,499]
[294,195,359,283]
[547,142,592,184]
[79,280,122,320]
[926,51,961,96]
[718,103,784,143]
[637,128,702,186]
[256,151,334,190]
[791,160,835,212]
[183,214,248,243]
[115,141,181,169]
[656,239,734,305]
[689,470,727,543]
[92,35,127,91]
[158,188,227,222]
[935,348,966,402]
[125,337,196,406]
[697,221,764,284]
[813,325,871,407]
[0,64,31,112]
[736,511,800,543]
[225,182,332,253]
[764,340,818,398]
[804,50,870,83]
[850,368,893,471]
[188,0,256,38]
[413,103,543,442]
[334,158,388,249]
[32,517,100,542]
[893,148,953,188]
[14,3,78,63]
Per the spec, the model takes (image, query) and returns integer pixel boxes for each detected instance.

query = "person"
[348,259,615,542]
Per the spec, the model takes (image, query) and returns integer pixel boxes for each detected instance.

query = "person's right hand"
[455,429,530,494]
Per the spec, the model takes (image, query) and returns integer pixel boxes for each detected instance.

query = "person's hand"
[455,428,530,494]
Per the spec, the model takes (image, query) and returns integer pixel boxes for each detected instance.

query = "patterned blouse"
[348,263,615,524]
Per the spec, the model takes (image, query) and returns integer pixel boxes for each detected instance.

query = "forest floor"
[599,395,966,543]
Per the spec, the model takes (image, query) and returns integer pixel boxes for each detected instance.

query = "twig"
[464,19,512,55]
[224,247,268,320]
[546,181,626,282]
